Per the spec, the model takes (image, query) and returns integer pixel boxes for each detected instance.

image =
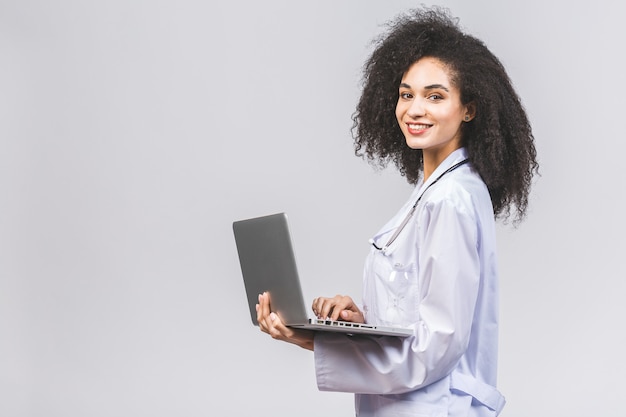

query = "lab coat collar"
[418,147,469,195]
[369,148,469,256]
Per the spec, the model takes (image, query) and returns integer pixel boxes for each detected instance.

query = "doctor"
[257,6,538,417]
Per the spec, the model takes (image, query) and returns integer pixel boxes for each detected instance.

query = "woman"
[257,6,538,417]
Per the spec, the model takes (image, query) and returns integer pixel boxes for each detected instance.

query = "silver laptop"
[232,212,412,337]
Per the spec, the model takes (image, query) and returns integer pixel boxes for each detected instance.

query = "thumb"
[341,309,364,323]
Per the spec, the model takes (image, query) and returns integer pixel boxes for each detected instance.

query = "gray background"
[1,0,624,416]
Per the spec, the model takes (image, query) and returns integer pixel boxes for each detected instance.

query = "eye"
[399,91,413,100]
[427,93,444,101]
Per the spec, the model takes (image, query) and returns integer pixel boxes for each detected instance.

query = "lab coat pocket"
[369,254,419,327]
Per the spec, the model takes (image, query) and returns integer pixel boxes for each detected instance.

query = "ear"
[463,102,476,122]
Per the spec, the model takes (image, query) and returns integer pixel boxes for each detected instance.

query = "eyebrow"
[399,82,450,92]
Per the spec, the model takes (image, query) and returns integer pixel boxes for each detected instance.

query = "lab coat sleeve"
[314,192,481,394]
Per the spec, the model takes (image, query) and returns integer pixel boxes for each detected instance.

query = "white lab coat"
[314,148,506,417]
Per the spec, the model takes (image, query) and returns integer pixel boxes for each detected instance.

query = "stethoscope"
[370,159,469,252]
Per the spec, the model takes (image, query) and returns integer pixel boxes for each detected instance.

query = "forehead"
[401,57,456,86]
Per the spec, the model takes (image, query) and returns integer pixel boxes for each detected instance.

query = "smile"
[407,123,432,133]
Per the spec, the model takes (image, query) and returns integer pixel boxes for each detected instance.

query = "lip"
[406,122,432,135]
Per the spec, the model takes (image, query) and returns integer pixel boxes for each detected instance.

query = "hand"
[312,294,365,323]
[256,292,314,351]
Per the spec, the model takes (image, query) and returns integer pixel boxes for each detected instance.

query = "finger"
[267,312,293,341]
[257,292,272,332]
[325,295,350,320]
[339,309,356,322]
[320,298,338,321]
[258,294,287,336]
[312,297,327,318]
[267,312,282,338]
[328,296,359,321]
[256,295,266,332]
[313,296,358,320]
[315,296,343,320]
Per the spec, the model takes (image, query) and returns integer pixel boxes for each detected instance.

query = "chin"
[405,140,424,150]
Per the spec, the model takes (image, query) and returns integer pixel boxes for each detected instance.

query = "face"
[395,57,473,164]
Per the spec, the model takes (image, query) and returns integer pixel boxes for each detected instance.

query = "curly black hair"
[352,6,539,223]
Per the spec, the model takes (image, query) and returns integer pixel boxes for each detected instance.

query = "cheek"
[439,109,464,130]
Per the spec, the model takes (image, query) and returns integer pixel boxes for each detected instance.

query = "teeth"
[408,124,430,130]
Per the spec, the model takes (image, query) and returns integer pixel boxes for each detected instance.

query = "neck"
[422,144,462,182]
[423,154,449,183]
[422,160,437,183]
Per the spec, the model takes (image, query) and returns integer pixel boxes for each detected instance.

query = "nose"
[406,97,426,118]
